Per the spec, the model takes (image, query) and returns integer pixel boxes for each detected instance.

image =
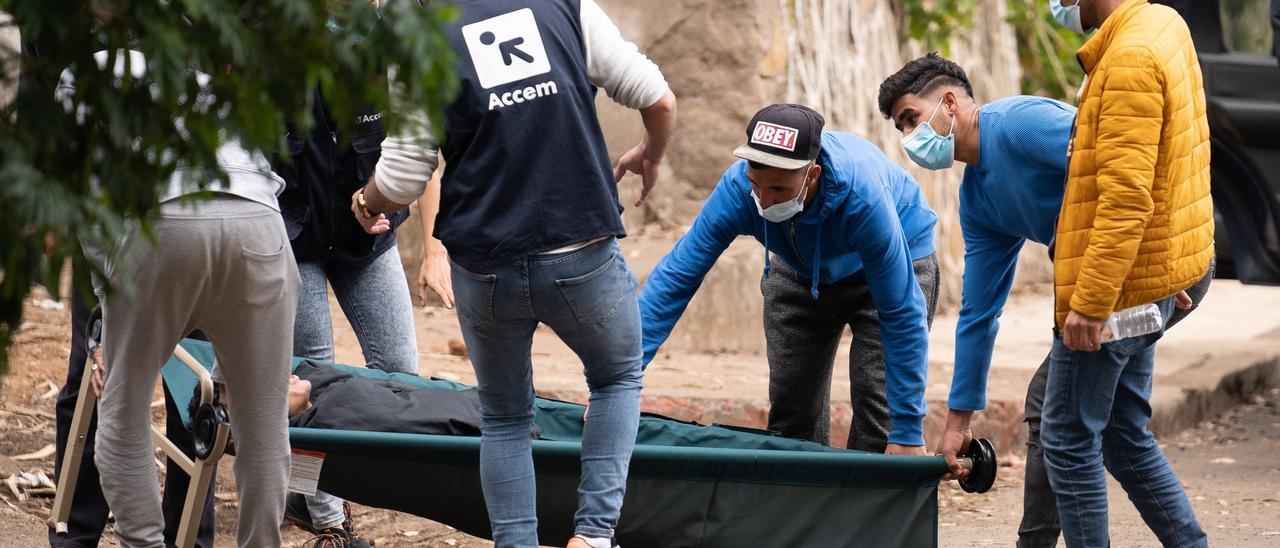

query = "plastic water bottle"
[1100,303,1163,342]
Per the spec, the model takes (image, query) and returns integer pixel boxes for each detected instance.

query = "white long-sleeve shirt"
[373,0,669,206]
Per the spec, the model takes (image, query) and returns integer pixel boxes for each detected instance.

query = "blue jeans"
[1042,296,1207,548]
[294,245,419,529]
[451,238,643,547]
[294,244,419,375]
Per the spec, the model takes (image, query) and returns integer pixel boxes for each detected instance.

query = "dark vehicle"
[1158,0,1280,284]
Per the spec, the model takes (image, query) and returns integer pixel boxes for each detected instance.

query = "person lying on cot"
[190,359,540,438]
[285,360,512,435]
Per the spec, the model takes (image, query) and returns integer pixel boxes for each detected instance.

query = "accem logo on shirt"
[750,122,799,152]
[462,8,560,111]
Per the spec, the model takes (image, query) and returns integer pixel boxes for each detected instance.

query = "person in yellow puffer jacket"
[1040,1,1212,547]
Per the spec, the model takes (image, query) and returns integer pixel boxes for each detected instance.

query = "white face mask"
[752,164,815,223]
[1049,0,1093,35]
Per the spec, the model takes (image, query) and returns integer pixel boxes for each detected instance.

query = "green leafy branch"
[0,0,459,374]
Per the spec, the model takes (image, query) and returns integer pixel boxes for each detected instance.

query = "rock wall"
[602,0,1046,354]
[778,0,1043,306]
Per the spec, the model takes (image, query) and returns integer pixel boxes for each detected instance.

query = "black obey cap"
[732,104,825,169]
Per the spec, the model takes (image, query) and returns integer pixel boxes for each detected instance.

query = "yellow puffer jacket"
[1054,0,1214,328]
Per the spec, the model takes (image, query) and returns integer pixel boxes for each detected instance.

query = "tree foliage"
[1006,0,1086,99]
[899,0,978,56]
[0,0,458,374]
[899,0,1085,100]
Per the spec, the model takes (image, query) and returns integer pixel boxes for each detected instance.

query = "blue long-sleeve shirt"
[639,131,937,445]
[949,96,1077,411]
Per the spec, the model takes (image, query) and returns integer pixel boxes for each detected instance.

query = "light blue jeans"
[293,245,419,529]
[293,244,419,374]
[1042,296,1207,548]
[451,238,643,547]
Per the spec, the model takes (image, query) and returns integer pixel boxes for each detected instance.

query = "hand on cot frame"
[935,409,974,481]
[90,347,107,398]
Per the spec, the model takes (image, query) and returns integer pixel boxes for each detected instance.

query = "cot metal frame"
[48,345,229,548]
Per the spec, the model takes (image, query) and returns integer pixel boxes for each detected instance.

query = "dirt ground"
[3,285,1279,547]
[0,289,488,548]
[939,388,1280,547]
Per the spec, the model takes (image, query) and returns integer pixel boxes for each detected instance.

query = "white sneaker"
[570,534,619,548]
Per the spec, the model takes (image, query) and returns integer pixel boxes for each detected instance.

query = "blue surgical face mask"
[1049,0,1093,35]
[752,164,815,223]
[901,97,955,170]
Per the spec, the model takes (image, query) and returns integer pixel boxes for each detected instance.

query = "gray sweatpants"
[761,254,938,452]
[92,196,299,547]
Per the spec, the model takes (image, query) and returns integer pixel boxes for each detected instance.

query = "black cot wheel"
[192,403,229,460]
[959,437,997,494]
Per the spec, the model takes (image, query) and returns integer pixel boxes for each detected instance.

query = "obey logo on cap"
[733,104,824,169]
[750,121,800,152]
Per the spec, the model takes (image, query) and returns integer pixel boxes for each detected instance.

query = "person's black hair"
[877,52,973,119]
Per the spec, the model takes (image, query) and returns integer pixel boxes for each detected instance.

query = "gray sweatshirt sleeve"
[372,72,440,206]
[580,0,669,109]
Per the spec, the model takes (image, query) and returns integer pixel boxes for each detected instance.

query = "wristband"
[357,191,374,219]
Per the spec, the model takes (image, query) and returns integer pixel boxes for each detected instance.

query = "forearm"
[368,105,439,213]
[884,333,929,446]
[638,244,716,366]
[945,408,974,430]
[417,162,446,255]
[858,227,928,443]
[639,294,682,367]
[365,141,435,214]
[637,90,677,162]
[876,287,930,445]
[950,321,998,412]
[638,194,740,365]
[949,240,1021,411]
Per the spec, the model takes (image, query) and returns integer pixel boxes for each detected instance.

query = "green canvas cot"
[162,339,950,547]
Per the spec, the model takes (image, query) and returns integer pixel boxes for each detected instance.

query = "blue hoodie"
[639,131,937,445]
